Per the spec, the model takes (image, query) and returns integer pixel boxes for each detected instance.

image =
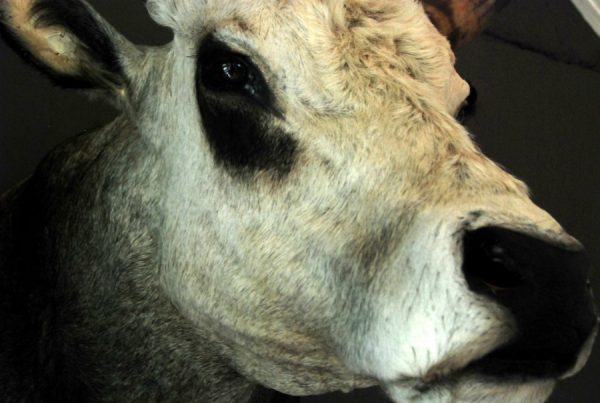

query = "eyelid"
[211,32,270,68]
[197,36,282,116]
[209,34,280,88]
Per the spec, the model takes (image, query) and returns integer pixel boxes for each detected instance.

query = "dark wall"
[453,3,600,401]
[0,1,598,402]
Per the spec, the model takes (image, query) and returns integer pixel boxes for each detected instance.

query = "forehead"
[153,0,454,111]
[155,0,449,59]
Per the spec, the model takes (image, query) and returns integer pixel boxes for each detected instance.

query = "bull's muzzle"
[462,226,598,378]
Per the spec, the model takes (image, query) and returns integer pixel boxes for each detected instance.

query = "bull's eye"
[197,39,276,111]
[202,56,252,93]
[220,61,248,85]
[198,40,271,106]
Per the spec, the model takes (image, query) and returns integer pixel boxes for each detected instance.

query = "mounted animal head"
[0,0,596,401]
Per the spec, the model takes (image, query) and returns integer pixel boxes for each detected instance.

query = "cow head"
[0,0,596,401]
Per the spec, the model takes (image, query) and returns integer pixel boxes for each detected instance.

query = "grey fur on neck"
[0,117,257,402]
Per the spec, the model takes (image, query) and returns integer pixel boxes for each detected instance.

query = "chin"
[384,375,555,403]
[379,329,597,403]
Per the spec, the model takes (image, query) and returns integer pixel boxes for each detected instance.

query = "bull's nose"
[462,226,598,378]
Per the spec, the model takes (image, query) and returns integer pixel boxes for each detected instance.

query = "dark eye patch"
[196,37,297,177]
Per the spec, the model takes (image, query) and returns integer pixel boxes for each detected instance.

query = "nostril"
[463,230,525,292]
[461,226,597,377]
[480,248,524,291]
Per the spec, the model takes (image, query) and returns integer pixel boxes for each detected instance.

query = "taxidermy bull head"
[0,0,595,402]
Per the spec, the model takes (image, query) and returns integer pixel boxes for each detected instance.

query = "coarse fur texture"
[0,0,596,402]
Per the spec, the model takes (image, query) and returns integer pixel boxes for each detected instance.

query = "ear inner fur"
[0,0,125,89]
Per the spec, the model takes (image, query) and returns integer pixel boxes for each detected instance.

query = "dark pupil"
[220,61,247,85]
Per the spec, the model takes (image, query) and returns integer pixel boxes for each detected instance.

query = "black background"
[1,1,598,401]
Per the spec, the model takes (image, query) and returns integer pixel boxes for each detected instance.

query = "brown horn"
[422,0,511,47]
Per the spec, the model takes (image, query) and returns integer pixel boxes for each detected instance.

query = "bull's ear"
[0,0,132,90]
[422,0,511,47]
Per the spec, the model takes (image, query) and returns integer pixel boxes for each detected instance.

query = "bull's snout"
[462,226,597,378]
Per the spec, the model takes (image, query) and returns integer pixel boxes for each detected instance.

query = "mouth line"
[413,326,594,392]
[396,353,562,394]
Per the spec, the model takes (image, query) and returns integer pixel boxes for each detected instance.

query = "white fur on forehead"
[145,0,239,31]
[145,0,191,29]
[145,0,438,38]
[294,0,457,110]
[146,0,459,112]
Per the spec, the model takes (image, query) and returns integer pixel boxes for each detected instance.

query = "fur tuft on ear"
[0,0,130,89]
